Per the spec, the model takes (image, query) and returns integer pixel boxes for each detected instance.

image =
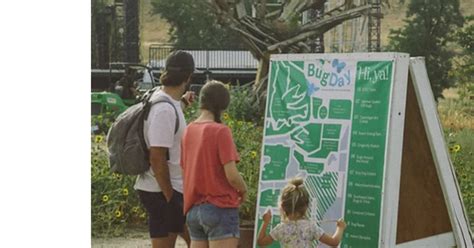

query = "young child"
[257,177,347,247]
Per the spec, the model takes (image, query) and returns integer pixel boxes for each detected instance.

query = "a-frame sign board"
[253,53,472,248]
[395,57,473,247]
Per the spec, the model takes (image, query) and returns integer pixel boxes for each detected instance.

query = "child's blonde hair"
[280,177,310,219]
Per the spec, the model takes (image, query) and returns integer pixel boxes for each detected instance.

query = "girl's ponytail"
[199,80,230,123]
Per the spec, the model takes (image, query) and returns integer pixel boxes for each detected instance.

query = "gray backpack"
[106,88,179,175]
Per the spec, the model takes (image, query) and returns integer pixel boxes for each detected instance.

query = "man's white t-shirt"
[133,90,186,193]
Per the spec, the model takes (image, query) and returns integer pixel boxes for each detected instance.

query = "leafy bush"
[223,114,262,221]
[91,135,147,237]
[445,128,474,230]
[227,84,263,125]
[91,112,114,135]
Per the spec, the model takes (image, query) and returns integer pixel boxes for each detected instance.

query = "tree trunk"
[206,0,374,115]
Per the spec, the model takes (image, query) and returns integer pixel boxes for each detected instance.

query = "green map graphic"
[256,57,394,248]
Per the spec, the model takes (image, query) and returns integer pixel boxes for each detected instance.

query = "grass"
[439,88,474,230]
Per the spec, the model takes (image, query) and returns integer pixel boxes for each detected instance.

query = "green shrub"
[91,112,114,135]
[223,114,262,221]
[445,128,474,230]
[91,135,147,237]
[228,84,263,125]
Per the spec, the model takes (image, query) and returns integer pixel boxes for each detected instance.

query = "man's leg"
[179,224,191,246]
[168,233,179,247]
[137,190,171,248]
[151,237,173,248]
[165,190,188,247]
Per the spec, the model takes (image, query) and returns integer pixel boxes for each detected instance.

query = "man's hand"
[262,209,272,224]
[182,91,195,107]
[163,189,174,203]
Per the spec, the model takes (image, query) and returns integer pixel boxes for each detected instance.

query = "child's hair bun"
[289,177,304,187]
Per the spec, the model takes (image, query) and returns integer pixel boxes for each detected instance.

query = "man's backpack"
[106,88,179,175]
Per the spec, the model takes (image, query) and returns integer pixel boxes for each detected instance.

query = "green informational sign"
[255,55,395,248]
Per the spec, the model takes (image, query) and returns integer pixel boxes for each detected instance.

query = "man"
[134,51,195,248]
[114,67,139,100]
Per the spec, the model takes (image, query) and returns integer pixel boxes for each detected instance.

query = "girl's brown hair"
[280,177,310,219]
[199,80,230,123]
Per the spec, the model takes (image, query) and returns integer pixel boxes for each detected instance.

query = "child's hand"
[262,209,272,224]
[336,218,347,229]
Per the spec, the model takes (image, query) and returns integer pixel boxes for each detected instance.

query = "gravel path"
[92,229,187,248]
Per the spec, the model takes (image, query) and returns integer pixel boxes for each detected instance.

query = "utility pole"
[123,0,140,63]
[367,0,381,52]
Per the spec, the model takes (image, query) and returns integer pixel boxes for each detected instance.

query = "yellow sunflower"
[132,207,140,213]
[122,188,129,196]
[250,151,258,159]
[223,113,229,120]
[95,135,104,143]
[115,210,122,218]
[102,195,109,202]
[453,145,461,153]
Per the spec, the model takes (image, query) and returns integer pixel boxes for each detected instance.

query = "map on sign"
[255,55,394,248]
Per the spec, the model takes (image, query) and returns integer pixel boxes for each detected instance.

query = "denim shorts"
[186,203,240,241]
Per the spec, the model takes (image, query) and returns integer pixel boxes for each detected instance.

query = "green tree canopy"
[151,0,245,49]
[449,16,474,100]
[388,0,464,99]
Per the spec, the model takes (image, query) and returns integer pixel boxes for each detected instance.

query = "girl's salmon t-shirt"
[180,121,241,214]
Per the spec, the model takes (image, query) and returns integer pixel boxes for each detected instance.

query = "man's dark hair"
[160,50,195,87]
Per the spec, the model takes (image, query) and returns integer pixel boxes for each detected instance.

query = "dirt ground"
[91,229,187,248]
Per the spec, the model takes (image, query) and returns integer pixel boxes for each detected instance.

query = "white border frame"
[400,57,473,248]
[253,53,410,247]
[396,232,456,248]
[379,53,410,247]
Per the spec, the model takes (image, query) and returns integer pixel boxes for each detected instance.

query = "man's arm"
[149,147,174,202]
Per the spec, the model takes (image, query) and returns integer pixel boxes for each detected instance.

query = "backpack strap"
[145,98,180,134]
[139,92,180,163]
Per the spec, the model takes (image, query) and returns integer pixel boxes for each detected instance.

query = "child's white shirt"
[270,219,324,248]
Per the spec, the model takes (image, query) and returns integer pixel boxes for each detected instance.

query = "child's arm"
[257,209,274,246]
[319,218,347,247]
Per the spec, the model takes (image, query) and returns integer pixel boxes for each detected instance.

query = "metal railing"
[148,44,258,71]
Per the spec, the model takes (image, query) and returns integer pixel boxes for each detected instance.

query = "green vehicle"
[91,92,129,117]
[91,63,158,134]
